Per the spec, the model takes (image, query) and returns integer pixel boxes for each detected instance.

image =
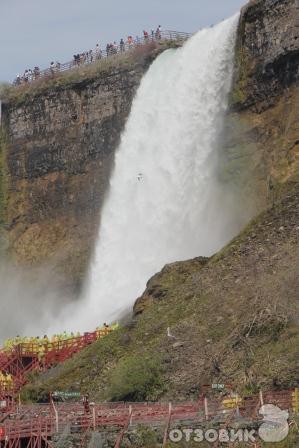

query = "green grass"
[106,353,166,401]
[1,56,134,106]
[21,326,166,403]
[124,425,161,448]
[229,33,252,109]
[0,40,180,107]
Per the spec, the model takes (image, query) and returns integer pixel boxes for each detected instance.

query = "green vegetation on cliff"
[22,182,299,404]
[229,44,248,108]
[107,354,165,401]
[0,127,8,226]
[0,40,180,107]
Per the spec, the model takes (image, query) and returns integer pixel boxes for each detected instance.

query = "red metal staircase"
[0,329,112,401]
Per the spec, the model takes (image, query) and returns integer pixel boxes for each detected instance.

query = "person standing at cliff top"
[120,38,125,52]
[156,25,162,39]
[50,61,55,74]
[34,66,40,79]
[23,69,29,82]
[95,43,101,60]
[28,68,33,81]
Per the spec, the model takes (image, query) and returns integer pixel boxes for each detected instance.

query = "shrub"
[124,425,160,448]
[107,354,165,402]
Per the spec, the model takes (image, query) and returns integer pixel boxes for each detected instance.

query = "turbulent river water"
[48,14,248,333]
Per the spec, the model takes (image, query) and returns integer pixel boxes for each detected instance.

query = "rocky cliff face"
[223,0,299,211]
[0,53,162,292]
[233,0,299,110]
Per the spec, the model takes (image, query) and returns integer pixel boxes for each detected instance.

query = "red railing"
[0,328,113,400]
[0,390,295,443]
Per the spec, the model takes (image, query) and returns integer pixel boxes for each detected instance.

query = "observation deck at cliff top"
[13,31,192,86]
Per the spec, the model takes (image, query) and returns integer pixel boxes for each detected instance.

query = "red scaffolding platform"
[0,329,112,402]
[0,390,294,448]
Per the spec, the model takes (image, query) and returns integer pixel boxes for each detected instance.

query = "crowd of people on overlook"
[0,323,118,390]
[14,26,162,86]
[1,323,117,354]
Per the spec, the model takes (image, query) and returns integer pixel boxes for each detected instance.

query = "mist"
[0,261,72,342]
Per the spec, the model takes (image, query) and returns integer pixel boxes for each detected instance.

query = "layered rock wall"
[223,0,299,211]
[232,0,299,110]
[0,64,149,291]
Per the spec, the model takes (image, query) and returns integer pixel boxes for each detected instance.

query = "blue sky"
[0,0,246,82]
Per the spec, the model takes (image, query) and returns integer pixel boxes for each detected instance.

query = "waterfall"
[52,14,244,332]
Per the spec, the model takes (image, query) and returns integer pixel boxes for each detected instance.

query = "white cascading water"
[51,14,245,333]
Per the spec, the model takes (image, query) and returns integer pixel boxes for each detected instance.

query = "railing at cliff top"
[13,31,192,86]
